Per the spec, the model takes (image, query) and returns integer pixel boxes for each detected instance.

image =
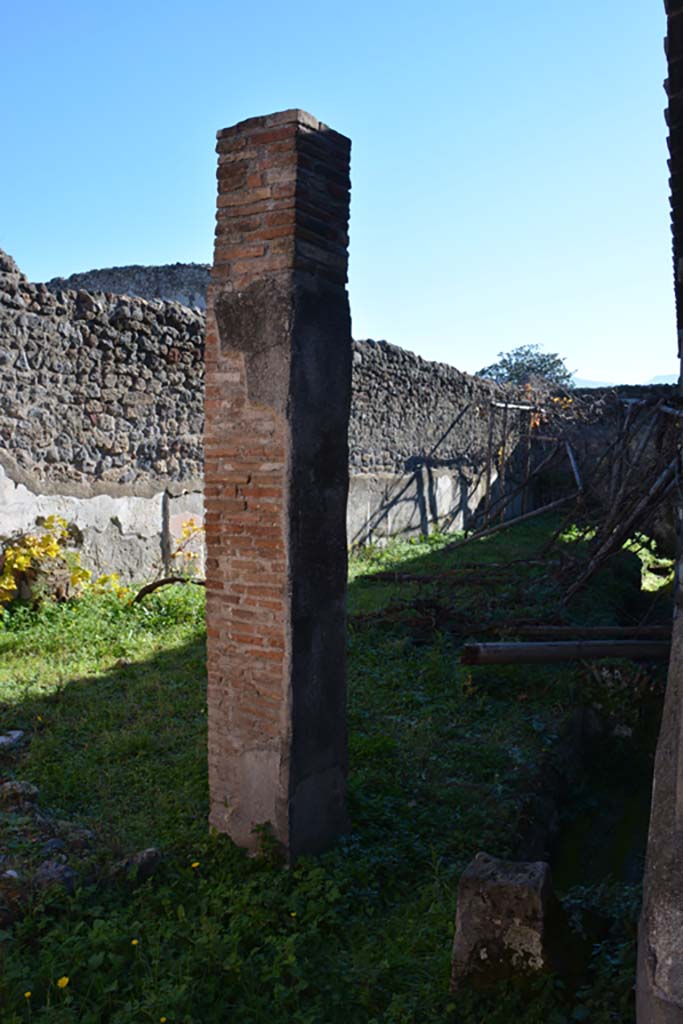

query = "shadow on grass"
[348,512,671,629]
[0,517,671,1023]
[3,636,209,855]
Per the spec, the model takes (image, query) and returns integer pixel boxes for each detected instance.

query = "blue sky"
[1,1,675,384]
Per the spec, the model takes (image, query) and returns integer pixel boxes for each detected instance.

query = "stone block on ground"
[32,859,77,894]
[0,730,25,751]
[110,847,161,883]
[450,851,574,991]
[0,781,39,810]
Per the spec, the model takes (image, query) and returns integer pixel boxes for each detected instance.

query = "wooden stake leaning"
[564,457,678,603]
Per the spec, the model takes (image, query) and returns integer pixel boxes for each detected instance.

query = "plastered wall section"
[0,462,204,582]
[0,458,471,581]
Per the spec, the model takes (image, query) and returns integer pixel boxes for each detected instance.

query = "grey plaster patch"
[652,903,683,1003]
[229,747,290,850]
[214,278,293,414]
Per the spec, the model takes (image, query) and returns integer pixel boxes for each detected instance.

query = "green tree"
[476,344,574,387]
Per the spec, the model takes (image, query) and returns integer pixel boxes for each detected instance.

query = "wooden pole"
[483,404,495,525]
[522,409,532,514]
[609,402,629,508]
[490,400,545,412]
[461,640,671,666]
[609,403,664,517]
[565,442,583,493]
[498,402,509,523]
[659,404,683,419]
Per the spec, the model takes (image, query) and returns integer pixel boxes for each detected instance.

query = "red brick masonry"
[205,110,352,858]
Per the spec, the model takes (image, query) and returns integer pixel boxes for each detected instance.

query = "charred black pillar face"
[638,7,683,1021]
[287,274,352,858]
[204,110,352,860]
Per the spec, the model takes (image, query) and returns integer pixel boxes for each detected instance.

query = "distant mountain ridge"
[572,376,616,389]
[574,373,678,388]
[43,262,211,311]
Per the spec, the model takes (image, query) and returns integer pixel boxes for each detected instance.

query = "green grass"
[0,519,669,1023]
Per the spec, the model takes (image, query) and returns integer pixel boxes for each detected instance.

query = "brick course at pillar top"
[204,110,352,858]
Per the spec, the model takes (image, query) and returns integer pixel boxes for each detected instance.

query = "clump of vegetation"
[476,343,574,388]
[624,533,674,592]
[0,514,207,623]
[0,516,89,609]
[0,515,129,612]
[0,517,669,1022]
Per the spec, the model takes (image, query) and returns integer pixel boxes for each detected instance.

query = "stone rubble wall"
[1,247,526,577]
[347,338,520,544]
[2,247,674,579]
[350,338,501,473]
[0,250,205,497]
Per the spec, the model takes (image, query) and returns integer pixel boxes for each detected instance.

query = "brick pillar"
[204,110,351,860]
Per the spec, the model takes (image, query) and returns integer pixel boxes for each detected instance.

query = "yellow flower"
[24,991,31,999]
[70,561,91,588]
[160,1018,167,1023]
[57,976,69,989]
[191,861,200,869]
[290,911,297,917]
[131,938,139,946]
